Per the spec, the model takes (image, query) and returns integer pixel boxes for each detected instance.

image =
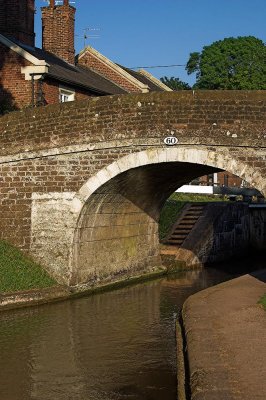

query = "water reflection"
[0,261,262,400]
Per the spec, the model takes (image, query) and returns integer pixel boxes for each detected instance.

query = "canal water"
[0,256,264,400]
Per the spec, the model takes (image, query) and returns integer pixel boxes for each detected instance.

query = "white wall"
[176,185,214,194]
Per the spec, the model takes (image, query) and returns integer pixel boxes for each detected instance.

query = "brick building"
[196,172,248,191]
[77,46,171,94]
[197,171,246,188]
[0,0,168,112]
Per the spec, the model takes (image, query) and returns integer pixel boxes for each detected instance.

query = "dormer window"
[59,87,75,103]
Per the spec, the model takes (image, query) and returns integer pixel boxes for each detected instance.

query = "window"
[59,87,75,103]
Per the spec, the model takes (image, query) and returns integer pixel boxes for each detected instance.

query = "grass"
[159,193,225,240]
[159,200,186,240]
[258,293,266,310]
[169,192,225,203]
[0,240,56,293]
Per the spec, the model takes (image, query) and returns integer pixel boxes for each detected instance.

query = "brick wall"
[78,51,141,93]
[42,79,96,105]
[0,43,33,109]
[42,79,59,105]
[198,171,244,187]
[217,171,243,187]
[75,86,97,101]
[0,0,35,46]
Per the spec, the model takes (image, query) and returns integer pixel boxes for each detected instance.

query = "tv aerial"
[76,27,101,48]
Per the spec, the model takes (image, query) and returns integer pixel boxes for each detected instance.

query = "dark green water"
[0,257,263,400]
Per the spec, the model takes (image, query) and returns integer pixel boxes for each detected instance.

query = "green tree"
[186,36,266,89]
[160,76,191,90]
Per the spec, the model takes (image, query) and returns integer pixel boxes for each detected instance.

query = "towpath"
[182,270,266,400]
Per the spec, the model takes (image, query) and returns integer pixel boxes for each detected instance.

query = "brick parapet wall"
[0,91,265,158]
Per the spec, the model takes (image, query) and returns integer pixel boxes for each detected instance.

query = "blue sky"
[35,0,266,85]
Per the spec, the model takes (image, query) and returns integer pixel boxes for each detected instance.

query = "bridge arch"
[69,147,264,285]
[74,147,264,208]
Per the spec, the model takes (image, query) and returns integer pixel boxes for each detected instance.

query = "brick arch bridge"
[0,91,265,285]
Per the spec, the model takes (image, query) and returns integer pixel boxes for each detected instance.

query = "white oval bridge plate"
[164,136,178,146]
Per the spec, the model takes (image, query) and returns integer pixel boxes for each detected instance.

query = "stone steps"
[165,203,206,247]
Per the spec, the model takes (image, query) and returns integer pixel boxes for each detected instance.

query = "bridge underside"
[73,162,220,284]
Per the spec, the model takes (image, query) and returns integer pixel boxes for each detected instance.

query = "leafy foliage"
[160,76,191,90]
[258,293,266,310]
[186,36,266,89]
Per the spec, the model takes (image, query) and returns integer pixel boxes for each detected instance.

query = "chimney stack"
[0,0,35,46]
[41,0,76,65]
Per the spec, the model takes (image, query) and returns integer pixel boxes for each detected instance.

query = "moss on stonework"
[0,240,56,293]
